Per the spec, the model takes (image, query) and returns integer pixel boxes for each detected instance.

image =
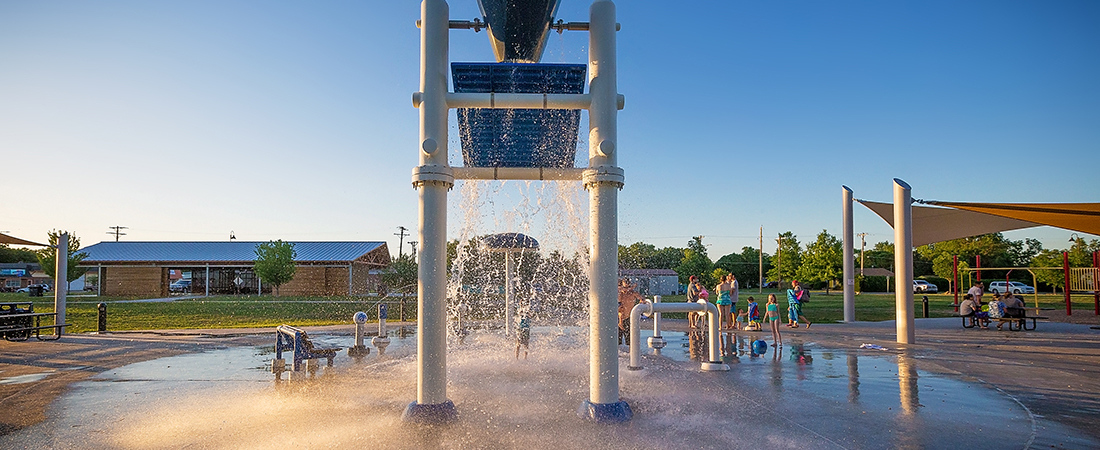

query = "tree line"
[621,232,1100,294]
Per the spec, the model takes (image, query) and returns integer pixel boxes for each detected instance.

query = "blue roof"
[79,241,388,263]
[452,62,585,168]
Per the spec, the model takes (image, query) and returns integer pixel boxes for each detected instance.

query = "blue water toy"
[751,339,768,355]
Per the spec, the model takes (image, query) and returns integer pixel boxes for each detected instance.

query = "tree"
[254,240,296,297]
[35,230,88,287]
[675,248,713,286]
[1031,238,1100,293]
[619,242,683,269]
[381,253,418,295]
[796,230,843,293]
[0,244,38,263]
[765,231,800,286]
[715,246,770,289]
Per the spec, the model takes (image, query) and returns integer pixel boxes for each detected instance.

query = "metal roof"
[79,241,388,263]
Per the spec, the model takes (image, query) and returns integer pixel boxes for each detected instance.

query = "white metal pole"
[205,265,210,296]
[586,0,622,410]
[893,179,914,344]
[54,233,68,332]
[405,0,454,423]
[505,251,514,335]
[843,186,855,322]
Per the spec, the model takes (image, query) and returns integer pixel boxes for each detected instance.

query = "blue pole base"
[576,399,633,423]
[402,400,457,425]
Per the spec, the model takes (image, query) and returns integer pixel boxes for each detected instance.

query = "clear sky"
[2,1,1098,258]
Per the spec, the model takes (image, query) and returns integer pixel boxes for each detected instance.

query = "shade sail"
[857,200,1041,247]
[923,201,1100,237]
[0,232,47,247]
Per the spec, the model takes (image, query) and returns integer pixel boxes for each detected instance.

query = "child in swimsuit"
[766,294,782,346]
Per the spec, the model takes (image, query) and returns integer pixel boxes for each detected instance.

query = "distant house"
[0,263,49,292]
[619,268,680,296]
[79,241,390,297]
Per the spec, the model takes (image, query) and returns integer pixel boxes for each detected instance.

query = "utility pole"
[758,226,763,294]
[409,241,419,262]
[776,234,783,289]
[395,226,409,258]
[857,233,867,276]
[107,226,128,242]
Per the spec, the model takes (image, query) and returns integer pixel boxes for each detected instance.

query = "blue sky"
[2,1,1097,258]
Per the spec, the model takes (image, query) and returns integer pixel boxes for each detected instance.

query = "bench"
[273,325,342,373]
[0,302,69,341]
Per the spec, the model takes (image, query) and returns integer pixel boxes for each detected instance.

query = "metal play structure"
[406,0,630,423]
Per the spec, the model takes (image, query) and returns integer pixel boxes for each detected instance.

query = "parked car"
[988,281,1034,295]
[169,279,192,292]
[913,280,938,293]
[15,284,50,293]
[762,281,779,289]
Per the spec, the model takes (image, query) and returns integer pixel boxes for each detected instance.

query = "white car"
[988,281,1034,295]
[913,280,938,293]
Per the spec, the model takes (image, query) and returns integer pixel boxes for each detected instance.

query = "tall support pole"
[578,0,630,424]
[893,179,914,344]
[1063,251,1072,316]
[842,186,855,322]
[1093,251,1099,315]
[952,255,959,311]
[54,233,68,333]
[976,255,981,283]
[404,0,456,424]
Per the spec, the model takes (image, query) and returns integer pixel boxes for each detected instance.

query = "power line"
[107,226,128,242]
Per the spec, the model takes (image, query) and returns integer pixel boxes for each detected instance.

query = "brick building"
[79,241,390,297]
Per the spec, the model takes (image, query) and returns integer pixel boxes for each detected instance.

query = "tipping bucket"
[452,62,586,168]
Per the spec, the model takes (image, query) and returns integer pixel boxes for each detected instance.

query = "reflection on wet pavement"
[0,326,1095,449]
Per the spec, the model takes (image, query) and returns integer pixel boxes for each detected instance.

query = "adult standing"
[967,282,985,306]
[786,280,812,328]
[729,274,740,327]
[687,276,703,329]
[715,276,732,330]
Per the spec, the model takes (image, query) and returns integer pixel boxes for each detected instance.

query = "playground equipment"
[646,295,667,355]
[480,233,539,336]
[272,325,342,378]
[372,304,391,355]
[627,299,730,372]
[348,311,371,359]
[407,0,627,423]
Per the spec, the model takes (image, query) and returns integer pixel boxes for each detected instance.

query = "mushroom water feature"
[479,233,540,336]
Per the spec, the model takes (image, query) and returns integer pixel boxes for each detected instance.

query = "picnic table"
[0,302,69,341]
[957,306,1050,331]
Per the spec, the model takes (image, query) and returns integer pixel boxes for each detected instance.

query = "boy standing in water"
[516,316,530,359]
[619,279,643,345]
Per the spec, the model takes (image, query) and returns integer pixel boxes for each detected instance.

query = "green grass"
[2,290,1095,333]
[1,293,416,333]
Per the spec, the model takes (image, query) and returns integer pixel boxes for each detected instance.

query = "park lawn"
[4,291,1096,333]
[10,295,409,334]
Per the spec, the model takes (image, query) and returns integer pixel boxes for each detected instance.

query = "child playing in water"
[516,316,530,359]
[766,294,782,346]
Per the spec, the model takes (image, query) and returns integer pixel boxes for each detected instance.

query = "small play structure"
[272,325,342,377]
[479,232,540,335]
[627,298,729,372]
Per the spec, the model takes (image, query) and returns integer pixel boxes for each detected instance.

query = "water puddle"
[0,371,53,385]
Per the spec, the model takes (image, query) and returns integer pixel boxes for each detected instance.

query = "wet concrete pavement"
[0,318,1098,449]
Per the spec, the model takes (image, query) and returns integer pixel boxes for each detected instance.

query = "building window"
[5,280,21,288]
